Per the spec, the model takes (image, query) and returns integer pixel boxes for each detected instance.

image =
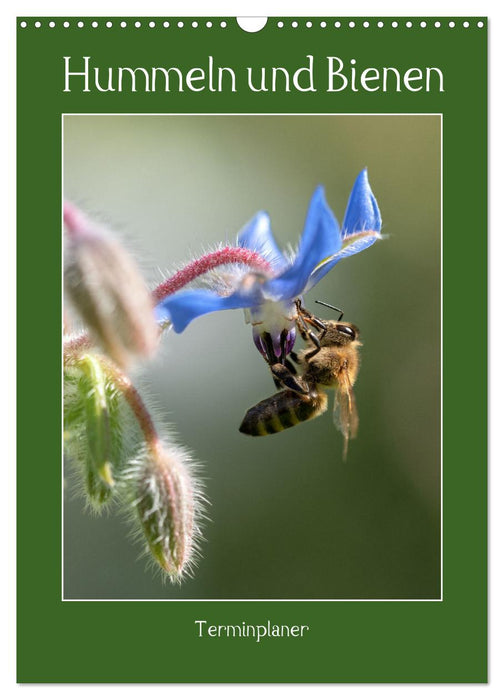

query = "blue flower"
[155,169,382,364]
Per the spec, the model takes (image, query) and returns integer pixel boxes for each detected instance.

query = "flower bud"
[64,201,159,369]
[134,444,200,579]
[80,354,117,503]
[64,353,124,507]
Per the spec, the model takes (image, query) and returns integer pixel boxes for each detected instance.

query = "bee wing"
[332,372,359,461]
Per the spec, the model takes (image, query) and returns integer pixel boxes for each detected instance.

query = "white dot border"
[17,17,486,30]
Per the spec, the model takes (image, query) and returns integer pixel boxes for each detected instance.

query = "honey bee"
[239,300,361,459]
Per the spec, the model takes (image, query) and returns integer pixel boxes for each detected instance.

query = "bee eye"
[338,324,356,340]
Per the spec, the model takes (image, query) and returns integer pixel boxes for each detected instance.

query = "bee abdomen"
[239,390,328,437]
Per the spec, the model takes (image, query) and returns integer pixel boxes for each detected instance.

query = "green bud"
[134,445,200,580]
[64,353,124,508]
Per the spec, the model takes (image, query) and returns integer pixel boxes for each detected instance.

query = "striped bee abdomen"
[239,390,328,436]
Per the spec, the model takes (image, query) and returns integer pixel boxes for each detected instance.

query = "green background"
[17,16,486,682]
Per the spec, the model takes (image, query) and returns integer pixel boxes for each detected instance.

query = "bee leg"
[296,309,321,346]
[284,357,298,374]
[289,351,300,365]
[295,302,327,349]
[296,301,328,343]
[307,316,327,344]
[299,328,322,360]
[270,363,310,395]
[305,314,327,333]
[295,319,310,342]
[294,300,311,341]
[296,299,326,326]
[303,343,322,361]
[305,330,323,357]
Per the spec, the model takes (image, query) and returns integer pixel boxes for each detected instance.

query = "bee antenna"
[315,299,344,321]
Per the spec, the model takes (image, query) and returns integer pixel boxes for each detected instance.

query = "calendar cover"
[17,15,487,682]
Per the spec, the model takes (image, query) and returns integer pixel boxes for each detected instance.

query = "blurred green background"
[63,114,441,600]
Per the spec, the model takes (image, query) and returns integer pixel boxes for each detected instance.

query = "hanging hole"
[237,17,268,32]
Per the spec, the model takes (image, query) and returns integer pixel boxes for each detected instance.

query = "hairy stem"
[64,338,162,457]
[151,247,272,303]
[99,357,162,457]
[64,246,272,352]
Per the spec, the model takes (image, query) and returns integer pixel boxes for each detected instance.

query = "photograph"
[63,113,441,600]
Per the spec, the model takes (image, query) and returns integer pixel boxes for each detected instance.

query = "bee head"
[322,321,360,347]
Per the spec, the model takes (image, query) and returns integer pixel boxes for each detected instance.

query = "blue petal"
[305,232,381,291]
[155,288,257,332]
[266,186,341,299]
[237,211,287,271]
[342,169,382,236]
